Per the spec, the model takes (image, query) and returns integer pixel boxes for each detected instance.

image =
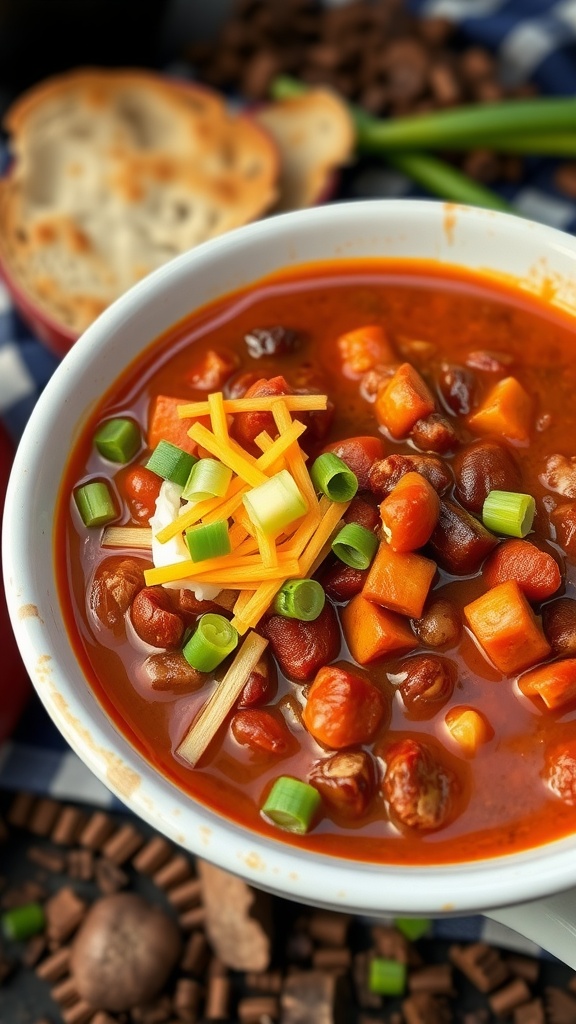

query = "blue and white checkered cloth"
[1,0,575,955]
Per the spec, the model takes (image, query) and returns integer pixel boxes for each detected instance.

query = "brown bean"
[413,598,461,648]
[130,587,185,649]
[382,738,458,831]
[359,364,397,403]
[542,599,576,656]
[260,601,341,683]
[231,709,294,758]
[466,349,514,372]
[436,362,477,416]
[89,557,146,632]
[320,560,368,602]
[310,750,376,819]
[428,500,498,575]
[410,413,459,454]
[244,326,299,359]
[453,439,523,514]
[238,652,277,708]
[140,652,206,692]
[368,453,453,500]
[390,655,455,719]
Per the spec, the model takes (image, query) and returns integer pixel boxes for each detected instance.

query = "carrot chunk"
[464,580,551,674]
[148,395,199,456]
[379,471,440,553]
[341,594,418,664]
[374,363,435,439]
[362,541,436,619]
[467,376,531,445]
[518,658,576,710]
[337,324,395,378]
[483,539,561,602]
[445,706,493,756]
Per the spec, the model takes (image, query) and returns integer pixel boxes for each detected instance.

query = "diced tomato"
[148,395,199,456]
[303,665,386,749]
[337,324,395,378]
[186,348,239,391]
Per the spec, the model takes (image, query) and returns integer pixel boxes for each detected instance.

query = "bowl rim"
[6,197,576,917]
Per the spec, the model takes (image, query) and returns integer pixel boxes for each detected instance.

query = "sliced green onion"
[93,417,141,463]
[146,440,197,487]
[261,776,321,834]
[393,917,431,941]
[273,579,325,621]
[482,490,535,538]
[74,481,117,527]
[368,957,407,996]
[1,902,46,941]
[243,470,307,538]
[332,522,379,569]
[310,453,358,502]
[182,613,239,672]
[182,458,232,501]
[186,520,231,562]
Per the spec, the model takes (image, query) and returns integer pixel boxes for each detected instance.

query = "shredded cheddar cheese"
[177,395,328,418]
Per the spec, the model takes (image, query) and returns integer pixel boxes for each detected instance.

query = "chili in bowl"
[5,199,576,963]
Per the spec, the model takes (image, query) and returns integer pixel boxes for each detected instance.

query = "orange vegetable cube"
[518,658,576,710]
[483,539,561,603]
[374,362,435,439]
[464,580,551,675]
[341,594,418,665]
[362,541,436,619]
[380,471,440,552]
[337,324,395,378]
[467,376,531,445]
[148,395,199,456]
[445,706,493,756]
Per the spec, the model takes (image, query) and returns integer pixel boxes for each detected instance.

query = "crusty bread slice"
[0,68,279,334]
[254,88,355,213]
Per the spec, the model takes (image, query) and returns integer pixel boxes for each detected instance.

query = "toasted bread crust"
[0,68,279,334]
[255,89,355,212]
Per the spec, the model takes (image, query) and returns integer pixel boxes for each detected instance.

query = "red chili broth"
[55,258,576,865]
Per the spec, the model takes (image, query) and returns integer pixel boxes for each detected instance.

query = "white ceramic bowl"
[5,199,576,963]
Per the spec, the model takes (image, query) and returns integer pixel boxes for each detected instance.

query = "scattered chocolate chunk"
[27,845,66,873]
[28,799,61,837]
[22,934,47,967]
[153,853,193,890]
[78,810,115,850]
[94,856,129,894]
[7,791,36,828]
[70,892,182,1011]
[36,945,71,982]
[513,998,545,1024]
[133,835,173,875]
[44,886,87,944]
[180,929,209,974]
[101,822,144,865]
[449,942,510,993]
[402,991,453,1024]
[489,977,532,1017]
[198,859,272,971]
[545,985,576,1023]
[67,848,94,881]
[205,971,232,1020]
[281,969,349,1024]
[51,806,87,846]
[308,911,351,948]
[238,994,280,1022]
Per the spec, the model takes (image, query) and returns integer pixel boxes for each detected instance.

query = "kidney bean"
[453,439,522,514]
[303,665,386,749]
[310,750,376,819]
[359,365,398,403]
[232,375,293,452]
[541,455,576,499]
[238,652,277,708]
[130,587,185,649]
[177,589,233,620]
[123,465,162,523]
[186,348,239,390]
[320,561,368,602]
[343,495,381,532]
[368,453,453,500]
[413,598,461,648]
[390,655,455,719]
[436,362,477,416]
[225,370,261,399]
[89,557,146,632]
[542,599,576,656]
[244,325,298,359]
[140,652,206,692]
[428,500,498,575]
[260,601,341,683]
[321,436,386,491]
[410,413,459,455]
[543,741,576,805]
[382,737,457,831]
[231,709,294,757]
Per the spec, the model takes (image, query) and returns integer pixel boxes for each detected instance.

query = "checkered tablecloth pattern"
[2,0,576,955]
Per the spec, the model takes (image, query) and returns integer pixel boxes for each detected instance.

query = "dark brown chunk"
[281,970,348,1024]
[27,845,66,873]
[141,651,207,692]
[174,977,203,1022]
[428,500,498,575]
[382,738,458,831]
[513,999,545,1024]
[78,810,114,850]
[260,601,341,683]
[44,886,87,944]
[36,945,71,982]
[153,853,192,891]
[308,911,351,948]
[310,750,376,819]
[411,413,459,454]
[28,798,60,837]
[542,599,576,656]
[413,598,461,648]
[51,806,87,846]
[130,586,185,649]
[409,963,454,995]
[449,942,510,993]
[238,651,278,708]
[7,791,36,828]
[94,857,129,895]
[198,859,272,972]
[67,848,95,881]
[132,835,173,875]
[545,985,576,1023]
[369,453,453,500]
[436,363,478,416]
[454,439,523,514]
[489,977,532,1017]
[89,556,146,631]
[244,325,298,358]
[101,822,144,865]
[391,655,455,718]
[70,892,182,1011]
[402,992,453,1024]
